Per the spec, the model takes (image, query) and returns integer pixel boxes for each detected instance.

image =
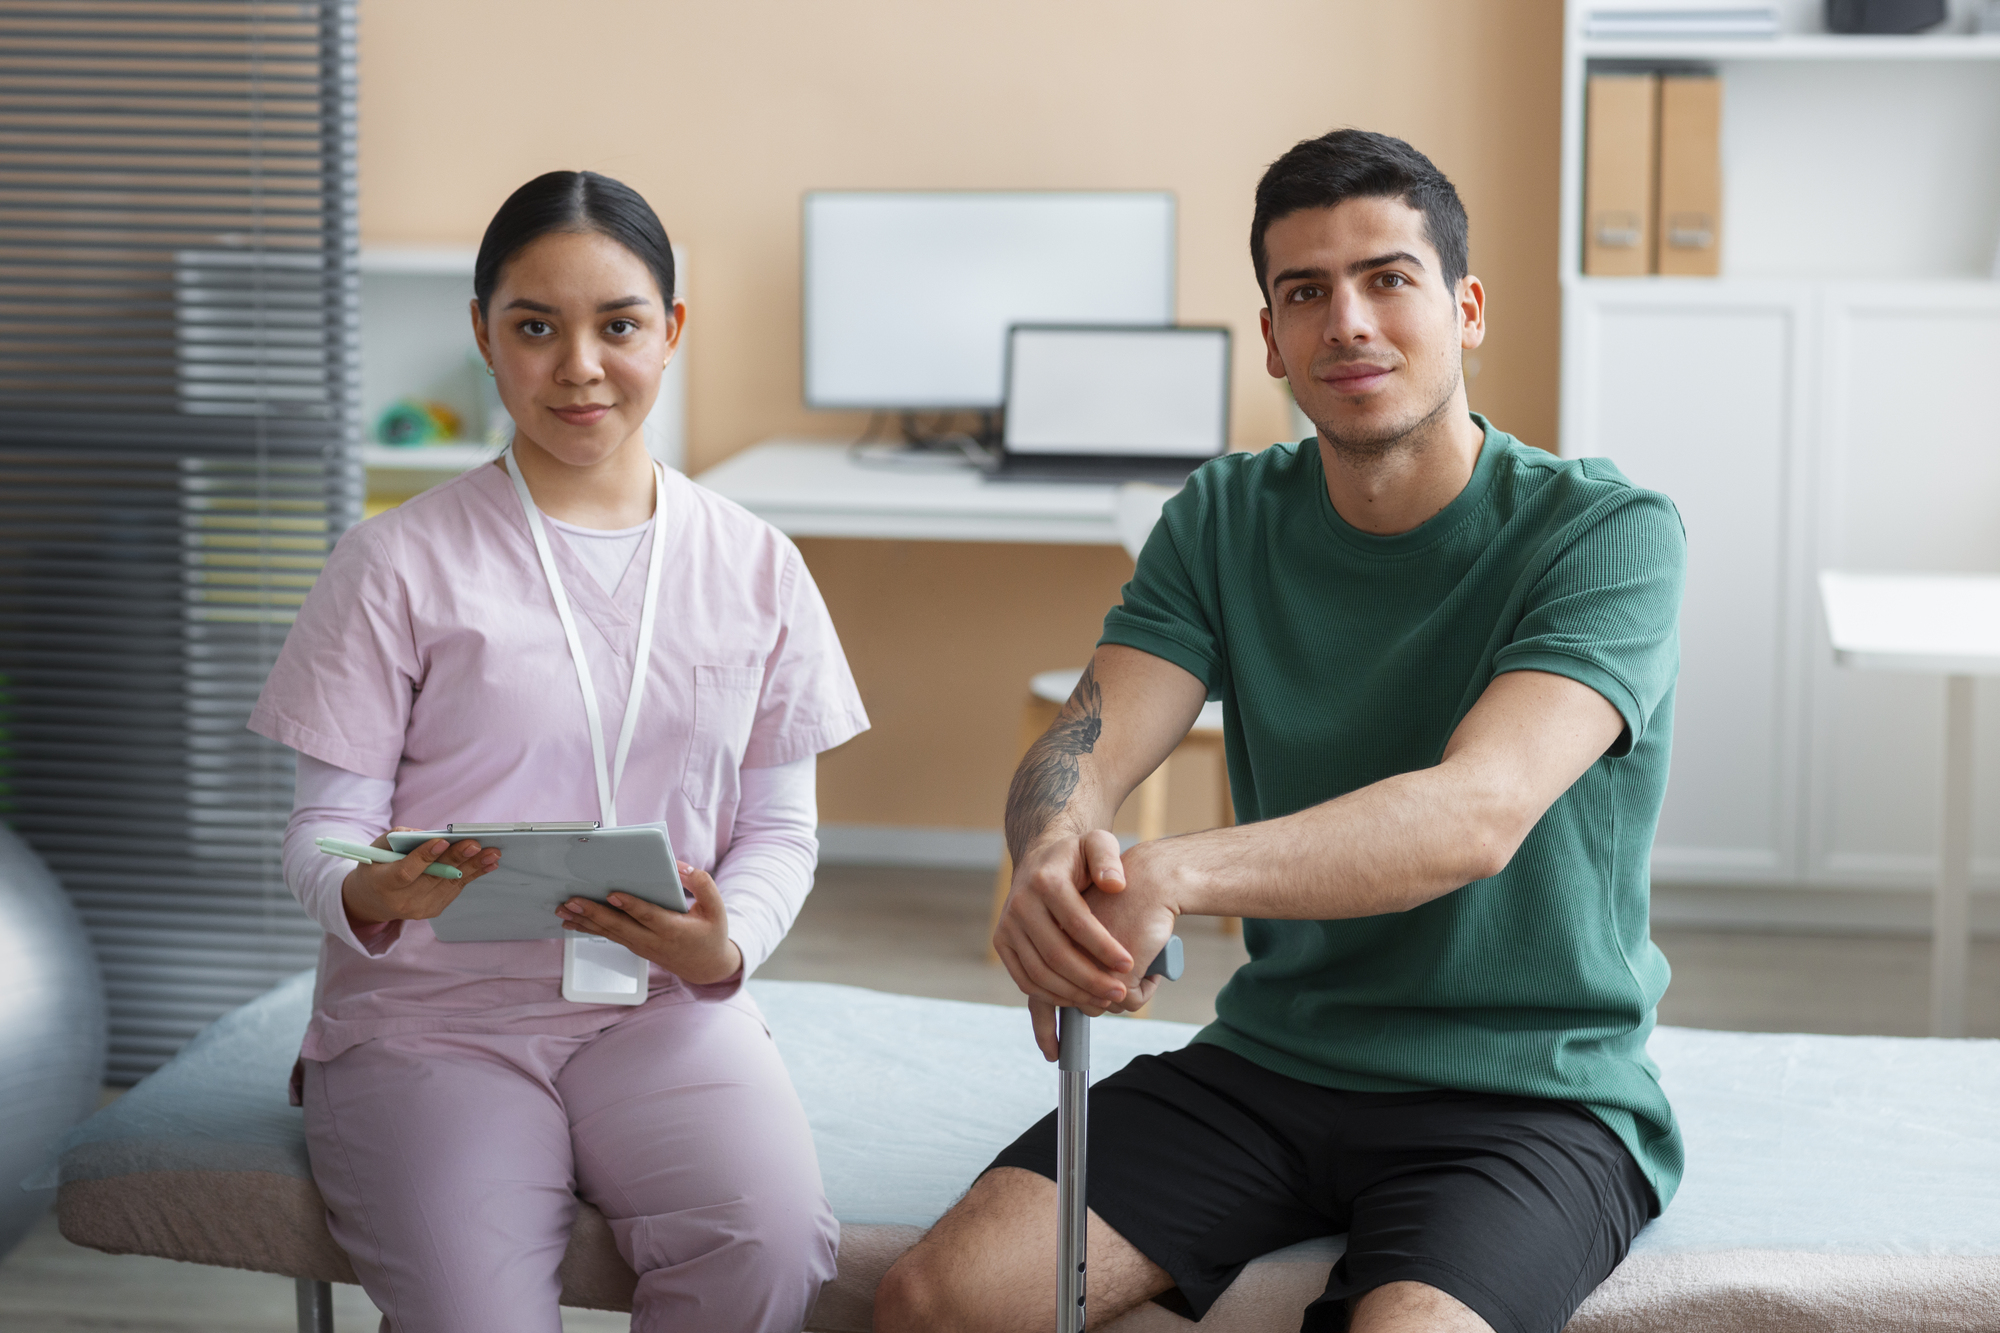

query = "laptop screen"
[1002,325,1230,458]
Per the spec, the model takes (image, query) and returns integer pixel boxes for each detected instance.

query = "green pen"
[315,836,464,880]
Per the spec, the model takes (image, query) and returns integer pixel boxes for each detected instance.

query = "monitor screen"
[1003,325,1230,458]
[802,191,1175,410]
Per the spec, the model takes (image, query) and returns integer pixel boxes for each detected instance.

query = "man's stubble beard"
[1305,358,1464,465]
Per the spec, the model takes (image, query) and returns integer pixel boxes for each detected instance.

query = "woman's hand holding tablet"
[555,861,742,986]
[341,828,503,926]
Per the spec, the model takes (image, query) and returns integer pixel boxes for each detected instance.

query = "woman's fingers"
[603,891,689,933]
[591,863,719,937]
[678,862,725,919]
[559,895,641,947]
[371,826,420,852]
[552,863,739,986]
[602,893,664,930]
[438,838,484,865]
[396,838,452,882]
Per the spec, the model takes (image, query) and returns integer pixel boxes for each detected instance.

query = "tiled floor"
[4,863,1995,1330]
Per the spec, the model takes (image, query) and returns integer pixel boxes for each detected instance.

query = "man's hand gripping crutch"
[993,821,1188,1333]
[992,648,1213,1330]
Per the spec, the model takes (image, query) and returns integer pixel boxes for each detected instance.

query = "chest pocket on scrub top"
[681,664,765,809]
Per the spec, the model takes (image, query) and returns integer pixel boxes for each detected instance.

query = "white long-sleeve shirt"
[284,752,819,979]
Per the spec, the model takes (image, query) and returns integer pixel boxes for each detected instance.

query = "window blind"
[0,0,361,1081]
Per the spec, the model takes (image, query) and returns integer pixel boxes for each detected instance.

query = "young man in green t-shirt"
[877,130,1685,1333]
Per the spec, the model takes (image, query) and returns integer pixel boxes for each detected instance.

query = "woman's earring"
[484,363,495,377]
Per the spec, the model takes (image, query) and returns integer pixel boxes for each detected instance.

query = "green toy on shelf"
[374,398,463,446]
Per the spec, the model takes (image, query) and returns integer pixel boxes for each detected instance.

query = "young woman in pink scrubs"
[251,171,869,1333]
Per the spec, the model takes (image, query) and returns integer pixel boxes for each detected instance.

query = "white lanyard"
[505,448,667,827]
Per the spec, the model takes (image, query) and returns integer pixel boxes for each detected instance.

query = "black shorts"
[987,1043,1652,1333]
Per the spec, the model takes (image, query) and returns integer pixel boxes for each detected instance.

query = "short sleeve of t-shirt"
[249,520,419,781]
[1099,482,1225,695]
[741,544,870,769]
[1492,488,1686,757]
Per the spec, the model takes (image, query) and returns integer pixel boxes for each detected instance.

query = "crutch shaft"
[1056,1016,1089,1333]
[1053,938,1181,1333]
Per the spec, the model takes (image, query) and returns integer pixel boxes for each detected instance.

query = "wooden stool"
[988,669,1238,964]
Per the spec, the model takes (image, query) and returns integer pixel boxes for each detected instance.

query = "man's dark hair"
[474,170,676,316]
[1250,129,1468,302]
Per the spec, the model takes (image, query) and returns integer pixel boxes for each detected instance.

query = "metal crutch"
[1056,935,1184,1333]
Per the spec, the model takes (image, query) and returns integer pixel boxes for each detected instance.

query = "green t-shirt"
[1100,415,1686,1210]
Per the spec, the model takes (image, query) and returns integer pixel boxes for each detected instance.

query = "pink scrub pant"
[301,994,837,1333]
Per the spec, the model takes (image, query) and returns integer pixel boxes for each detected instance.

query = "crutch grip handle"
[1143,935,1184,982]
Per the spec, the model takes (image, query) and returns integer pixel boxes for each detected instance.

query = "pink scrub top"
[250,460,869,1061]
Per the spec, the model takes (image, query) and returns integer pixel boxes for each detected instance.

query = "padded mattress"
[50,971,2000,1331]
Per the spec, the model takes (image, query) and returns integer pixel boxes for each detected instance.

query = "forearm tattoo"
[1004,662,1103,860]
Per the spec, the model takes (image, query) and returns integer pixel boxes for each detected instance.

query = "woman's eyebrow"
[500,296,649,313]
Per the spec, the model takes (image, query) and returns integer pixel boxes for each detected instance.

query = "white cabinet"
[1564,278,2000,896]
[1558,2,2000,905]
[1565,284,1810,883]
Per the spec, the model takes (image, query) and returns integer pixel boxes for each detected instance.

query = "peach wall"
[359,0,1563,830]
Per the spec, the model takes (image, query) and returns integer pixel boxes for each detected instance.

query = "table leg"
[1933,675,1975,1038]
[295,1278,334,1333]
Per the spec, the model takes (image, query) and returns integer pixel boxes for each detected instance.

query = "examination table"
[49,972,2000,1331]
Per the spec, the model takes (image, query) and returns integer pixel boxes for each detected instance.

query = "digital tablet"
[384,822,689,943]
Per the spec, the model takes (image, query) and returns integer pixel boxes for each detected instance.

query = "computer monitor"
[802,191,1175,411]
[1000,324,1230,467]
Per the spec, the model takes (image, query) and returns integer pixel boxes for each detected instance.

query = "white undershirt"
[544,513,648,597]
[284,753,820,976]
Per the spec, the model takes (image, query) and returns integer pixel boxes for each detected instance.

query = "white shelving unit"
[1558,0,2000,908]
[360,442,501,471]
[1579,33,2000,60]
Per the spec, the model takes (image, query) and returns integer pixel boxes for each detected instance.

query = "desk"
[1820,571,2000,1037]
[694,439,1126,545]
[698,439,1203,854]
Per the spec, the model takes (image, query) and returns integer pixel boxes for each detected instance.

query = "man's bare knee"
[873,1170,1035,1333]
[875,1166,1170,1333]
[874,1246,953,1333]
[1350,1279,1495,1333]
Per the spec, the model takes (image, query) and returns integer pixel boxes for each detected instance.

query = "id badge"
[562,934,650,1005]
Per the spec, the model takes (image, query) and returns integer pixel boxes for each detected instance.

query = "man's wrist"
[1010,823,1094,881]
[1124,838,1195,918]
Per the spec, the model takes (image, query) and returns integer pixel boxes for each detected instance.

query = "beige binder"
[1657,74,1723,276]
[1584,73,1658,276]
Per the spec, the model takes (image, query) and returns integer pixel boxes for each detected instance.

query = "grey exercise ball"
[0,825,107,1260]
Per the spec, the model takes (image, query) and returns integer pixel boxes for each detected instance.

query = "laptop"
[987,324,1231,484]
